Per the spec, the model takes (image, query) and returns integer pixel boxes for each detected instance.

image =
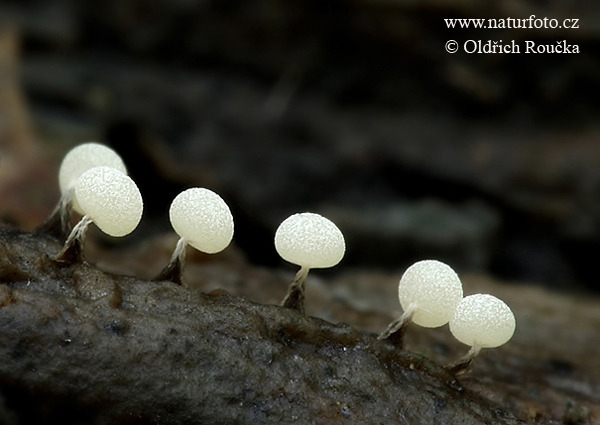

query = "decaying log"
[0,227,520,424]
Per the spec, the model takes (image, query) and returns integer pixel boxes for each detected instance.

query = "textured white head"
[74,166,143,237]
[450,294,516,348]
[275,212,345,269]
[169,188,234,254]
[59,142,127,194]
[59,143,127,214]
[398,259,463,328]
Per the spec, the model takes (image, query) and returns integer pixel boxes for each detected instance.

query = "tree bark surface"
[0,227,520,424]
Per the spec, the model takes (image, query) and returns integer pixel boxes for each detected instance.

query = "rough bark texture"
[0,227,521,425]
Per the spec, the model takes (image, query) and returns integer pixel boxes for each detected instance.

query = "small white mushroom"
[37,142,127,239]
[74,166,143,237]
[378,260,463,347]
[275,212,345,270]
[156,188,234,285]
[399,259,464,328]
[447,294,516,374]
[450,294,516,348]
[170,188,234,254]
[275,212,345,313]
[59,142,127,200]
[55,166,143,263]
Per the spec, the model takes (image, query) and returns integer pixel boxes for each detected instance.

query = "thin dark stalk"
[155,238,187,286]
[446,345,482,375]
[35,191,74,241]
[281,266,310,314]
[54,215,93,264]
[377,304,416,348]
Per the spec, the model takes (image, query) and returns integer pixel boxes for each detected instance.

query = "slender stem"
[155,238,188,286]
[281,266,310,314]
[446,345,483,375]
[35,190,74,241]
[54,215,93,264]
[377,303,416,348]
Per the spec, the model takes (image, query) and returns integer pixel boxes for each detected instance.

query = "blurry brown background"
[2,0,600,291]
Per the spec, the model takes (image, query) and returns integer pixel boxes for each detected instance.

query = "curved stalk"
[281,266,310,314]
[54,215,93,264]
[155,238,188,286]
[446,345,483,375]
[377,303,417,348]
[35,190,74,241]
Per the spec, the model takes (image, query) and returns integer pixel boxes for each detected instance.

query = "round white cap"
[275,212,345,269]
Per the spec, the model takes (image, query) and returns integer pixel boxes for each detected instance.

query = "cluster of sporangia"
[37,142,516,375]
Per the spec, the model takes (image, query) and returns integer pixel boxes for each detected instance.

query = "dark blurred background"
[2,0,600,292]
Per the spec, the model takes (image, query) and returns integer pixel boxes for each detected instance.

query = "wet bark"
[0,227,520,424]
